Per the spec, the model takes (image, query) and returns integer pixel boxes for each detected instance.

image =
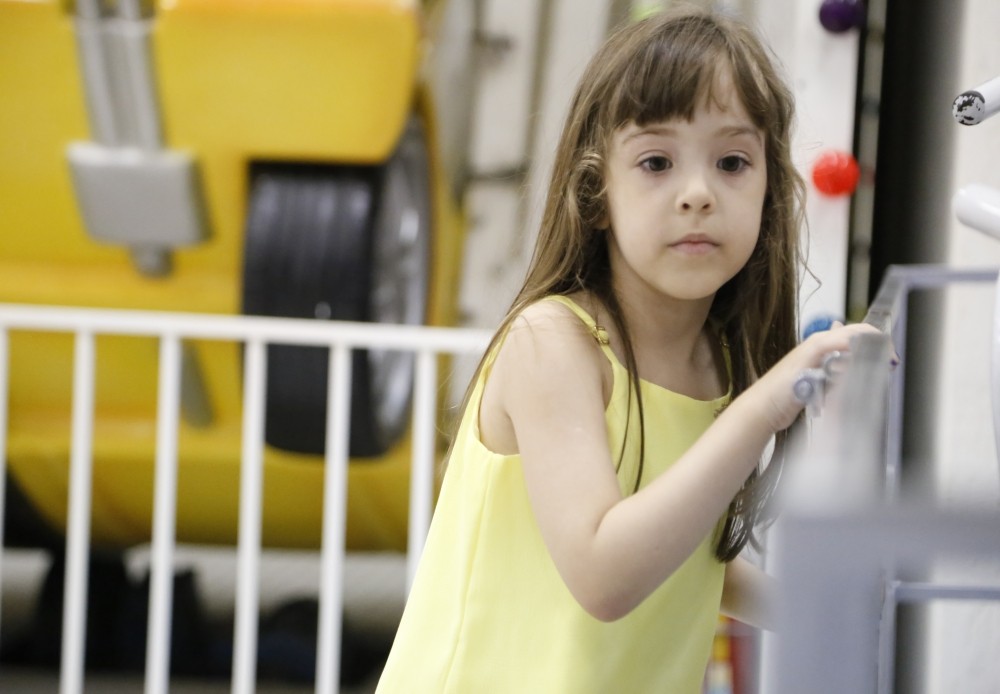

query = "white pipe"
[993,281,1000,468]
[953,185,1000,465]
[145,334,182,694]
[315,345,352,694]
[407,351,438,590]
[0,303,492,354]
[953,183,1000,241]
[953,75,1000,125]
[61,331,96,694]
[232,339,266,694]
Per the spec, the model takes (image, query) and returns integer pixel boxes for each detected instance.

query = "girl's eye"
[640,155,671,173]
[718,155,750,173]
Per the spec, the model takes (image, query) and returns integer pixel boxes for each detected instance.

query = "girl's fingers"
[813,321,900,370]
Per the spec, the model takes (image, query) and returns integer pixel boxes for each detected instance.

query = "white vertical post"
[315,344,352,694]
[407,351,438,589]
[991,278,1000,468]
[0,328,9,639]
[145,334,182,694]
[61,330,96,694]
[232,339,266,694]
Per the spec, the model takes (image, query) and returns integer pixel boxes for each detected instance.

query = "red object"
[811,150,860,196]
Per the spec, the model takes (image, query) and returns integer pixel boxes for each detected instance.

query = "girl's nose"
[676,171,715,213]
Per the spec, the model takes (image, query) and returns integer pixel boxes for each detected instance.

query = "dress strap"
[542,295,616,357]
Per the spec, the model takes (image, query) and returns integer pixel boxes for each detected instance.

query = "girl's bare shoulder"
[494,296,611,399]
[479,296,612,454]
[507,297,601,357]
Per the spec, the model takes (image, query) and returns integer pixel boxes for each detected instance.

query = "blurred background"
[0,0,998,692]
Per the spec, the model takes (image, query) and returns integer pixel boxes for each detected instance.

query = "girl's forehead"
[687,63,752,120]
[607,58,758,130]
[612,91,761,141]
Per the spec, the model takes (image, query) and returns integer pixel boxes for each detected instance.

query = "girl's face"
[603,73,767,309]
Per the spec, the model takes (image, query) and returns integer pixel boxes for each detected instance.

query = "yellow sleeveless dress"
[376,296,729,693]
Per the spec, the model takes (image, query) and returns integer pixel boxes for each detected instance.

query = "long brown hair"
[459,8,805,562]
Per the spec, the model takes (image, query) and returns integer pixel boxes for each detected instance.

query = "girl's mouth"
[670,235,718,254]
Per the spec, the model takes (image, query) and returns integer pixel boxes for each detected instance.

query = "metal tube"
[315,345,352,693]
[0,302,492,354]
[884,296,906,501]
[862,265,1000,498]
[232,339,266,694]
[953,75,1000,125]
[61,331,96,694]
[145,334,182,694]
[876,580,899,694]
[773,508,1000,694]
[894,581,1000,603]
[407,350,438,590]
[118,18,162,150]
[73,16,119,145]
[774,264,1000,693]
[992,278,1000,465]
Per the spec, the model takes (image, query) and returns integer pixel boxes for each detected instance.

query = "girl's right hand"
[752,322,885,432]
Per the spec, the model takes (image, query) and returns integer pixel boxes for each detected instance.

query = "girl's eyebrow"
[622,123,763,145]
[716,125,764,145]
[621,124,677,142]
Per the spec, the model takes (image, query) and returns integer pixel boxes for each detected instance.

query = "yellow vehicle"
[0,0,465,553]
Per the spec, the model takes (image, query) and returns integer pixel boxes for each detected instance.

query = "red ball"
[811,150,860,196]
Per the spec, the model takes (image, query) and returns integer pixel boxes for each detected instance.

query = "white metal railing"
[769,265,1000,694]
[0,303,492,694]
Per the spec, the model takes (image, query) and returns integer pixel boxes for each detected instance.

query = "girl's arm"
[721,556,777,631]
[493,301,877,621]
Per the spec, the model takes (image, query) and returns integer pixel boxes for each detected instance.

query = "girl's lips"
[669,235,719,254]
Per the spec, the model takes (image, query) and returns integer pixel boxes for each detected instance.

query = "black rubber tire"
[241,122,432,457]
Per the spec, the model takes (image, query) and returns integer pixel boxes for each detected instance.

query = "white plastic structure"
[0,304,491,694]
[953,182,1000,240]
[952,74,1000,473]
[953,184,1000,468]
[952,75,1000,126]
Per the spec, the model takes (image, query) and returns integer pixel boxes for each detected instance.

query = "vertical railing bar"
[991,277,1000,465]
[232,338,266,694]
[884,286,909,501]
[315,344,352,694]
[407,350,438,590]
[0,328,9,640]
[145,334,183,694]
[876,580,900,694]
[61,330,96,694]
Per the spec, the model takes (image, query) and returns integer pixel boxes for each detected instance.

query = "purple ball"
[819,0,866,33]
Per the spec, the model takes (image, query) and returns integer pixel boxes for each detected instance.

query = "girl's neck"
[610,278,714,361]
[583,279,724,400]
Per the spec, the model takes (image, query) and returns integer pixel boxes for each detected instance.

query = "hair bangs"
[608,38,725,129]
[602,17,781,137]
[726,40,784,134]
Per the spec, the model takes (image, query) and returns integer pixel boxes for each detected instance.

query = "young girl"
[377,8,877,692]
